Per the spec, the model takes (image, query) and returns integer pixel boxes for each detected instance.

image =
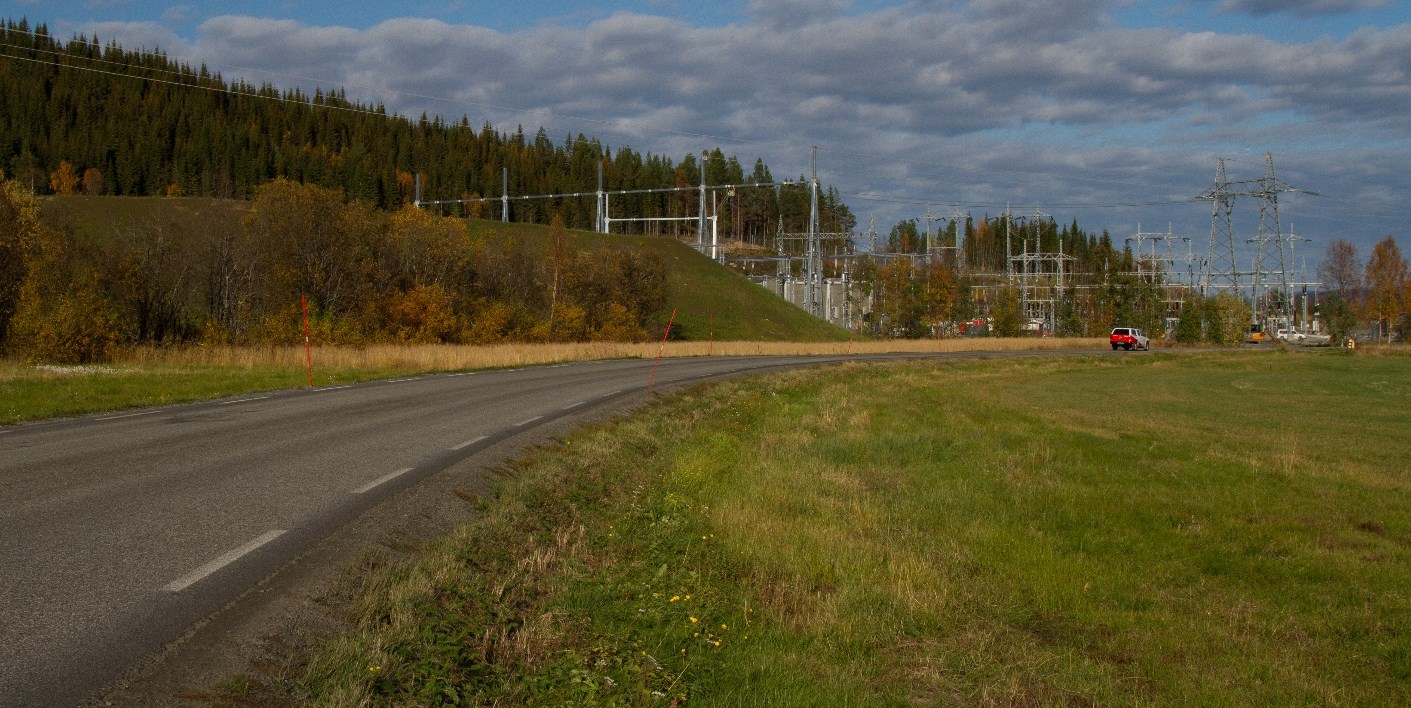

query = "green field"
[292,349,1411,706]
[0,363,411,425]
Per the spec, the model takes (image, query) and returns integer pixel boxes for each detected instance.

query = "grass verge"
[294,348,1411,705]
[0,338,1103,425]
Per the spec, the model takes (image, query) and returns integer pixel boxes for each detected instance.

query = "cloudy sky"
[6,0,1410,272]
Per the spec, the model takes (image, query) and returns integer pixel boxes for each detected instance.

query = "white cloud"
[67,1,1411,252]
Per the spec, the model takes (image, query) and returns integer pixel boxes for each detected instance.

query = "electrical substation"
[417,151,1325,340]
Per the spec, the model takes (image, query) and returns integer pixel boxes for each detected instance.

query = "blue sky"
[4,0,1410,269]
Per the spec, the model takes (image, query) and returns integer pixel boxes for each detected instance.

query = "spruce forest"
[0,20,851,236]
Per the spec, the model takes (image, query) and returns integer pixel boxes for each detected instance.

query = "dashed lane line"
[96,411,156,421]
[451,435,489,451]
[164,529,286,593]
[352,467,414,494]
[218,395,270,405]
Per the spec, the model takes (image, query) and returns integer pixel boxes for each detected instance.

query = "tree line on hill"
[0,177,668,362]
[0,19,852,239]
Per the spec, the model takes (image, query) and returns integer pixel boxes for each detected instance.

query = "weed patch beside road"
[295,350,1411,705]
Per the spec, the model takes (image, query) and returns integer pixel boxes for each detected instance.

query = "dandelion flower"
[689,616,699,623]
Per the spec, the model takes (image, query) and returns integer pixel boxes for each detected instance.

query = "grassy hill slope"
[465,219,849,342]
[38,196,848,343]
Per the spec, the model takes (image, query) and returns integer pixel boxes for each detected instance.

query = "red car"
[1110,327,1150,351]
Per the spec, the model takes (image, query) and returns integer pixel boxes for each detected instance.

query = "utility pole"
[924,206,935,265]
[596,160,604,233]
[1004,204,1013,278]
[953,208,968,269]
[501,167,509,223]
[807,146,821,318]
[699,149,708,250]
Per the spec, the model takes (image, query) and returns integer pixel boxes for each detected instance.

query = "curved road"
[0,350,1100,705]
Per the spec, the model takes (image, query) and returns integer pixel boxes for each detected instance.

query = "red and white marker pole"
[647,307,677,393]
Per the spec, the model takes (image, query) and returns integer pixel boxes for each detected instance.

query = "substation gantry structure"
[412,149,855,325]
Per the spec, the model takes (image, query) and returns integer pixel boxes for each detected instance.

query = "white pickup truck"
[1275,329,1332,346]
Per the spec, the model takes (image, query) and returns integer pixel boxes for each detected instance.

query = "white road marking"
[352,467,414,494]
[562,401,587,410]
[164,529,285,593]
[97,411,155,421]
[451,435,488,451]
[219,395,270,405]
[513,415,542,427]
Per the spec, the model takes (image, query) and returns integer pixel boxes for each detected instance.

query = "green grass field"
[296,349,1411,706]
[0,363,413,424]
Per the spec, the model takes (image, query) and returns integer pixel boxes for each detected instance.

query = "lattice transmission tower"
[1197,153,1310,319]
[1198,159,1238,294]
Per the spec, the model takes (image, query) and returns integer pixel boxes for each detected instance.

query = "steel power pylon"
[1196,153,1310,319]
[1198,158,1238,295]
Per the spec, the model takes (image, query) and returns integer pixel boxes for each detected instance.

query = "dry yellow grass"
[106,338,1107,373]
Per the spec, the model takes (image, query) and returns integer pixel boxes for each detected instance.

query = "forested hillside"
[0,18,852,237]
[0,178,682,362]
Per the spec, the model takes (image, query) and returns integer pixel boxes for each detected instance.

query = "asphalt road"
[0,350,1101,706]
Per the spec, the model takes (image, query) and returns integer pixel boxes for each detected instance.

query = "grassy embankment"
[287,348,1411,705]
[0,338,1103,425]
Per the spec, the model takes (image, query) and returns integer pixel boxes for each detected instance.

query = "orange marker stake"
[648,307,677,393]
